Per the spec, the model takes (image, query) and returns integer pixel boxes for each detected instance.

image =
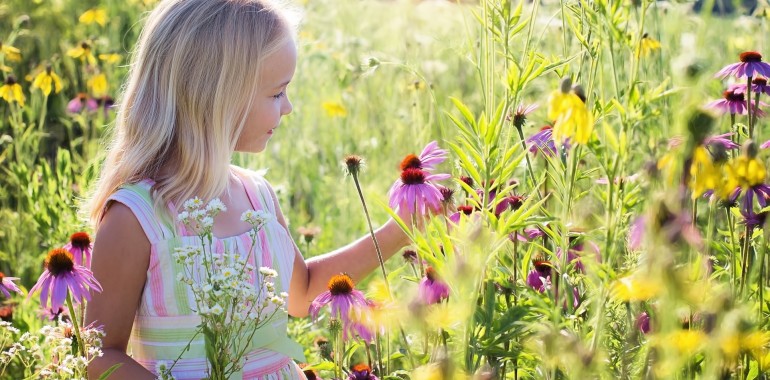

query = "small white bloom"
[206,198,227,214]
[183,197,204,211]
[177,211,190,222]
[270,296,285,306]
[259,267,277,278]
[280,292,289,298]
[210,304,224,315]
[200,216,214,229]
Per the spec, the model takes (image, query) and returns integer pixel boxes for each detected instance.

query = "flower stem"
[747,76,754,139]
[65,293,87,358]
[351,172,392,297]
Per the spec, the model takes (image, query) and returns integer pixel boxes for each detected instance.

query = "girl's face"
[236,37,297,153]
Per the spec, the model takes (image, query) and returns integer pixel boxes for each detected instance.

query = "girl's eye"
[272,92,285,99]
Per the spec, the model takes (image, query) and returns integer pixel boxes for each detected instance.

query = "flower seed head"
[754,77,768,86]
[425,266,439,282]
[739,51,763,63]
[400,154,422,171]
[560,77,573,94]
[400,168,427,185]
[402,249,418,263]
[45,248,75,276]
[439,186,455,205]
[723,89,745,102]
[743,139,759,159]
[4,76,16,85]
[327,273,354,295]
[343,155,364,177]
[69,232,91,250]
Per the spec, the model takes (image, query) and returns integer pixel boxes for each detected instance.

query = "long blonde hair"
[85,0,297,226]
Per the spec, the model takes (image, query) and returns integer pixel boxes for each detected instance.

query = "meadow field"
[1,0,770,378]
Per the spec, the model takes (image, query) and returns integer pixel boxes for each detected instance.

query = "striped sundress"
[106,167,306,379]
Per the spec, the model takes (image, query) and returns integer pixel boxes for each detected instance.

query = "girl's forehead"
[260,39,297,85]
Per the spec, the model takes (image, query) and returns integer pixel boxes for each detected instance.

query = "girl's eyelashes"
[272,91,285,99]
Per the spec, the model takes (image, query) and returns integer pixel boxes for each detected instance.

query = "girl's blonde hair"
[85,0,297,226]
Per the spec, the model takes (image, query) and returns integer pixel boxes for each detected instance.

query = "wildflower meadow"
[2,0,770,379]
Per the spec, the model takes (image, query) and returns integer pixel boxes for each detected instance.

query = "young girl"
[84,0,411,378]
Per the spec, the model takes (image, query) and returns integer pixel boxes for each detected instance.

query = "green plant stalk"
[351,172,391,297]
[515,125,543,200]
[65,293,87,359]
[727,209,738,292]
[747,76,754,140]
[740,224,752,296]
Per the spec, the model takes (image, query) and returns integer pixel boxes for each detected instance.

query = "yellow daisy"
[67,42,97,66]
[689,146,722,199]
[88,73,108,97]
[78,8,108,26]
[32,66,63,96]
[322,101,347,118]
[0,75,25,106]
[0,42,21,62]
[638,33,661,58]
[548,79,594,145]
[98,53,122,64]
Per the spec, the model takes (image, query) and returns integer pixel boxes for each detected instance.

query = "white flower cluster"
[178,197,229,234]
[0,319,104,379]
[165,199,288,378]
[241,209,273,229]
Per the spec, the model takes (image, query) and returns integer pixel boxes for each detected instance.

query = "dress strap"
[105,180,176,244]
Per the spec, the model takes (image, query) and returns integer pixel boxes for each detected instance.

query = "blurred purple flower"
[417,267,450,305]
[526,261,552,292]
[510,227,545,242]
[0,272,21,298]
[66,93,98,113]
[526,126,558,157]
[715,51,770,79]
[637,312,651,334]
[348,364,378,380]
[705,88,766,116]
[704,133,740,150]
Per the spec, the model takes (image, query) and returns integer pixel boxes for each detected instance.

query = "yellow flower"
[0,64,12,73]
[671,330,706,355]
[722,155,766,196]
[547,80,593,145]
[98,53,122,64]
[322,101,347,117]
[0,76,25,106]
[67,42,97,66]
[638,33,661,58]
[32,66,63,96]
[611,276,661,302]
[689,146,722,199]
[88,73,108,97]
[79,8,108,26]
[0,43,21,62]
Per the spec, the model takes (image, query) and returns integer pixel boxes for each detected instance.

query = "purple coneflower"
[417,267,450,305]
[64,231,93,268]
[732,77,770,96]
[715,51,770,79]
[739,183,770,222]
[511,103,539,129]
[557,239,601,273]
[510,227,545,242]
[526,260,552,292]
[637,312,651,334]
[348,364,379,380]
[66,93,98,113]
[704,133,740,150]
[29,248,102,311]
[449,205,475,223]
[526,125,558,157]
[309,274,368,326]
[705,88,766,116]
[494,194,526,216]
[388,168,449,215]
[0,272,21,298]
[399,141,448,172]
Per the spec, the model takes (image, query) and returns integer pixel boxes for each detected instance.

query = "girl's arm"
[85,203,156,379]
[264,185,411,317]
